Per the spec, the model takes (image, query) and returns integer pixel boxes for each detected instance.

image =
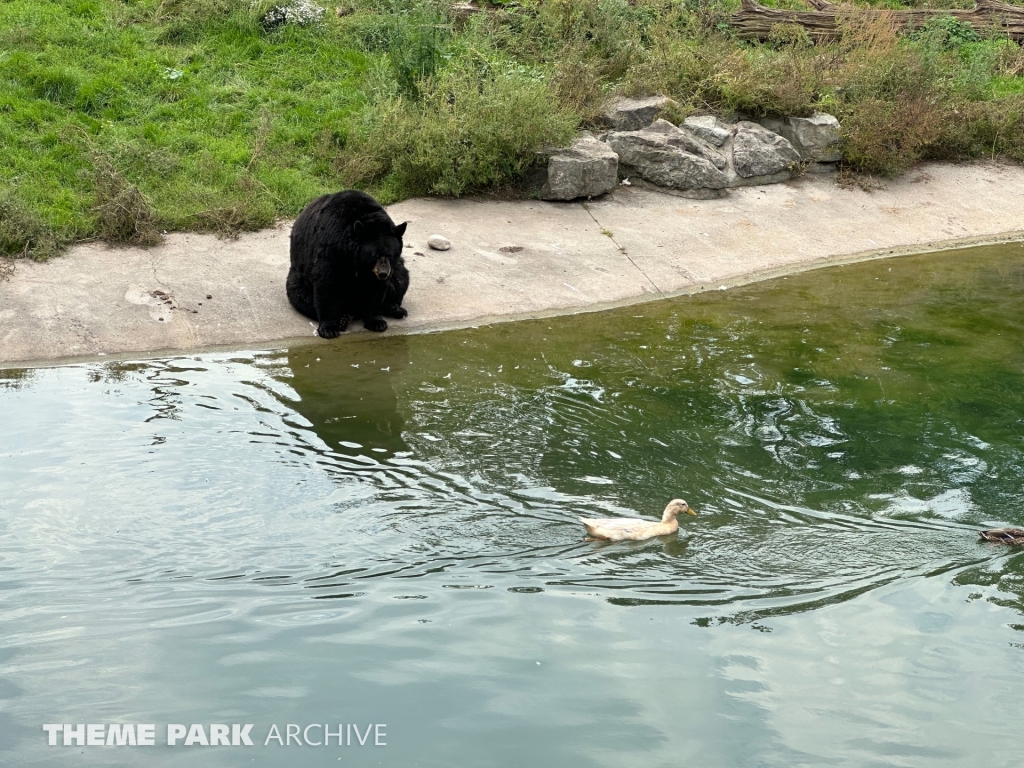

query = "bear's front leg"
[382,304,408,319]
[363,315,388,332]
[313,282,350,339]
[317,315,351,339]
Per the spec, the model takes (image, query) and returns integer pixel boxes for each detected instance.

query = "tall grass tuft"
[92,156,162,247]
[0,192,65,261]
[338,68,578,199]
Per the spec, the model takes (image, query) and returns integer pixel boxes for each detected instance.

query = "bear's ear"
[394,221,407,238]
[352,220,365,239]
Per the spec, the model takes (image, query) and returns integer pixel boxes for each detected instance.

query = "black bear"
[286,190,410,338]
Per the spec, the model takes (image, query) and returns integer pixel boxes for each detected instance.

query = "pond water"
[2,244,1024,767]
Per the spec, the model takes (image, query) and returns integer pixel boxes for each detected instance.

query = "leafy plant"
[338,67,577,198]
[908,15,981,50]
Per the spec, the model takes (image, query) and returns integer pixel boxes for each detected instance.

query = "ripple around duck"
[1,346,1019,634]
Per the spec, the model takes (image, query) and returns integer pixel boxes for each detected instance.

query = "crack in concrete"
[582,203,663,295]
[151,253,199,346]
[149,258,171,291]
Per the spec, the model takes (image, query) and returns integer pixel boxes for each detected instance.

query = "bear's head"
[353,216,407,282]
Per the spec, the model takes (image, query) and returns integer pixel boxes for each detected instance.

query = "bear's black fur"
[286,190,410,338]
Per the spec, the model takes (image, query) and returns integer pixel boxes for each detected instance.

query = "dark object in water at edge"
[979,528,1024,545]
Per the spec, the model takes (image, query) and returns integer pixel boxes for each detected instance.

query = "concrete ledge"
[3,161,1024,369]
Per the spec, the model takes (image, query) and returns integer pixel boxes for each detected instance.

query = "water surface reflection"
[1,244,1024,766]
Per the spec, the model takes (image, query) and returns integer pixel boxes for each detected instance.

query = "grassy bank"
[2,0,1024,259]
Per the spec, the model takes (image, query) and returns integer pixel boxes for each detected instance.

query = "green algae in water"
[1,243,1024,766]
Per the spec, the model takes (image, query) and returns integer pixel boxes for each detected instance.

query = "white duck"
[579,499,696,542]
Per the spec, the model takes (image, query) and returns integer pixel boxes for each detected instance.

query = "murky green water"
[3,244,1024,767]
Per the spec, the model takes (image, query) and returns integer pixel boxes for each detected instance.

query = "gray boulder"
[731,122,801,179]
[606,125,728,192]
[642,120,728,170]
[682,115,734,147]
[756,112,841,162]
[600,95,675,132]
[540,133,619,201]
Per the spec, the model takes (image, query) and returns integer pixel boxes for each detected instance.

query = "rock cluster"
[540,97,841,201]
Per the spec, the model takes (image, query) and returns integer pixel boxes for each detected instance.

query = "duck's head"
[663,499,697,522]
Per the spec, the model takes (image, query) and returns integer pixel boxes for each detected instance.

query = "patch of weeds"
[715,44,821,117]
[92,155,162,246]
[27,67,82,107]
[787,158,809,178]
[995,41,1024,79]
[907,15,980,50]
[658,98,695,127]
[835,167,886,192]
[192,177,277,236]
[0,257,15,282]
[154,0,244,22]
[841,96,946,176]
[931,94,1024,162]
[551,50,604,121]
[390,10,449,100]
[192,202,270,236]
[338,67,578,199]
[0,192,65,261]
[766,22,813,51]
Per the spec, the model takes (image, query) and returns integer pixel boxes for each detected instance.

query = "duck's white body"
[579,499,695,542]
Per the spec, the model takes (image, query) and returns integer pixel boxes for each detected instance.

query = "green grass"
[1,0,370,255]
[3,0,1024,259]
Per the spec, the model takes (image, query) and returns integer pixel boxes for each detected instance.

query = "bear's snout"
[373,257,392,281]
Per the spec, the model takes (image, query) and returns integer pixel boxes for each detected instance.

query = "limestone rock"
[606,125,728,192]
[427,234,451,251]
[682,115,734,147]
[600,95,675,132]
[540,133,619,201]
[757,112,841,163]
[642,120,728,170]
[731,122,801,179]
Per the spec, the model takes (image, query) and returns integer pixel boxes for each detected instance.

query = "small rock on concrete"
[682,115,734,147]
[541,132,619,201]
[757,112,841,163]
[600,95,675,132]
[428,234,451,251]
[731,121,802,179]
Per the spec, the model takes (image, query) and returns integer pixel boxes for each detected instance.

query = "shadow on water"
[283,340,411,456]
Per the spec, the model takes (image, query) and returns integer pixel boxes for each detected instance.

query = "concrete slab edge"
[6,228,1023,372]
